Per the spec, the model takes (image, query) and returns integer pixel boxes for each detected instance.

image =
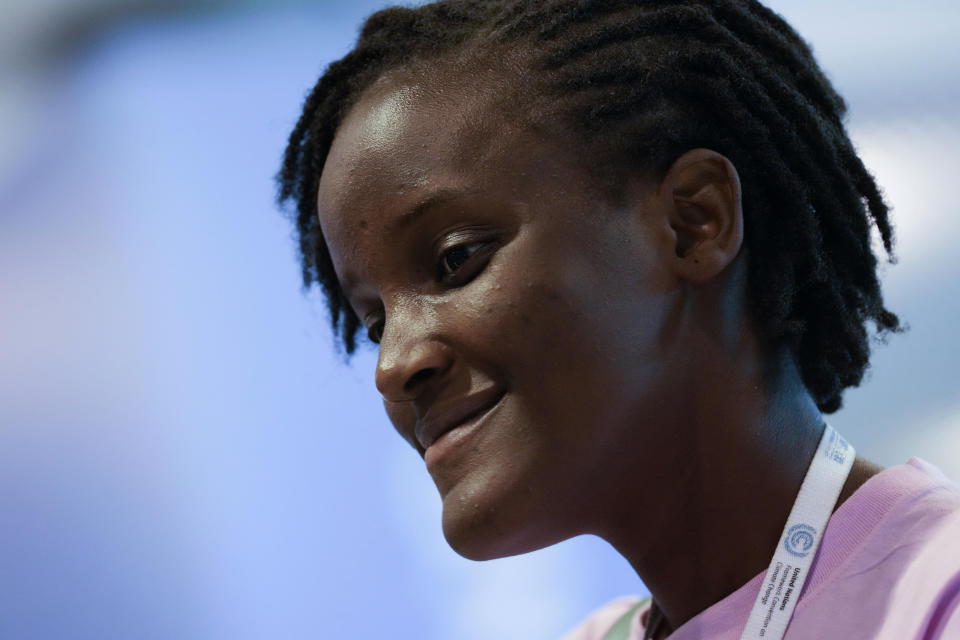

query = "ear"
[658,148,744,285]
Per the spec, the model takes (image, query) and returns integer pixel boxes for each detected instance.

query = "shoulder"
[561,596,651,640]
[891,508,960,639]
[865,466,960,639]
[932,594,960,640]
[782,457,960,639]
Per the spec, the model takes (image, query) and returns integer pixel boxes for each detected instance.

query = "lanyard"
[739,422,854,639]
[602,422,854,640]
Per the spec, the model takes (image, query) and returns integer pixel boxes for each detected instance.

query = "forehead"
[317,77,491,280]
[315,70,600,278]
[317,72,515,218]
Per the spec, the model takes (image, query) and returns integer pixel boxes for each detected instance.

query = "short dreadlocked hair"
[277,0,904,413]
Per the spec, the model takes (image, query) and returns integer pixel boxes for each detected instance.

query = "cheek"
[444,269,575,363]
[516,285,590,369]
[511,264,634,369]
[503,249,668,422]
[457,267,623,406]
[442,221,668,408]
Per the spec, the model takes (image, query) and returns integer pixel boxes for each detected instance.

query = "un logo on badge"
[784,523,817,557]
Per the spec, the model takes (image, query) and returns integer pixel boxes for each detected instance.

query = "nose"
[374,306,453,402]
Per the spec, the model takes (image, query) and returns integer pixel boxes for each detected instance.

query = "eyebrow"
[384,187,478,237]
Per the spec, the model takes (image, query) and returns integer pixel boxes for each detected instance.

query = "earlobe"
[661,148,744,284]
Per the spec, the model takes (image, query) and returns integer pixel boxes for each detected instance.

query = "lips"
[415,386,506,450]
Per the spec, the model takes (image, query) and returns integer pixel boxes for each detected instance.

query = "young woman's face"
[317,75,684,560]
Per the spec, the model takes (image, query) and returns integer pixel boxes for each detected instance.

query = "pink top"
[563,457,960,640]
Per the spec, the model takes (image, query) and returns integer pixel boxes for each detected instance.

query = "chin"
[440,497,569,562]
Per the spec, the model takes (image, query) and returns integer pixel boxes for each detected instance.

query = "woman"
[277,1,960,638]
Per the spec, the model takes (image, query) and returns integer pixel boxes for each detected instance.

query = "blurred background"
[1,0,958,638]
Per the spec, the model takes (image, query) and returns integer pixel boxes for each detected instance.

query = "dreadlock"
[276,0,903,413]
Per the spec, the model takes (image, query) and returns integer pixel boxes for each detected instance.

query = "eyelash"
[367,322,384,345]
[365,239,492,345]
[438,240,487,283]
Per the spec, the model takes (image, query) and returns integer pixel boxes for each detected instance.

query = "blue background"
[1,1,958,638]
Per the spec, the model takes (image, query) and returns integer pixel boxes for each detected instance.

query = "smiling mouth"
[422,390,507,468]
[439,394,503,439]
[416,386,507,451]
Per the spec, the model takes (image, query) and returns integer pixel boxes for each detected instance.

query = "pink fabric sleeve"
[936,596,960,640]
[873,507,960,639]
[927,575,960,640]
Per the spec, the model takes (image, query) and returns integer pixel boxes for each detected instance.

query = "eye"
[438,241,487,283]
[366,320,384,345]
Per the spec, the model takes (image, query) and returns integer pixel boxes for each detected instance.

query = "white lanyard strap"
[739,422,855,640]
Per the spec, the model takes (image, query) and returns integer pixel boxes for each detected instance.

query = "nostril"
[404,368,436,394]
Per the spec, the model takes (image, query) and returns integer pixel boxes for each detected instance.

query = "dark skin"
[316,71,885,637]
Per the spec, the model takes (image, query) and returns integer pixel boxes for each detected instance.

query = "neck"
[596,353,883,637]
